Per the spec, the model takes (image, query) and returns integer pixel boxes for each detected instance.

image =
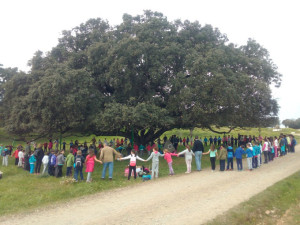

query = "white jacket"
[122,154,144,166]
[42,155,49,164]
[178,149,195,160]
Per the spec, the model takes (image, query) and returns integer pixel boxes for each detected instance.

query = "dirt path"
[1,145,300,225]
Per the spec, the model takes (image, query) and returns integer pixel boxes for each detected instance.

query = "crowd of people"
[0,133,297,182]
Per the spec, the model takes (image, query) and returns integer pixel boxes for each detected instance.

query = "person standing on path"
[235,145,245,171]
[262,138,269,163]
[202,144,218,172]
[192,136,204,171]
[246,143,253,171]
[99,143,122,180]
[177,145,195,173]
[218,145,227,171]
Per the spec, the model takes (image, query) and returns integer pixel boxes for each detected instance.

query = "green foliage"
[1,11,281,143]
[282,118,300,129]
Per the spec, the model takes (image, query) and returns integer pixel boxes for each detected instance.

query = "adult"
[35,144,44,174]
[273,136,278,157]
[99,144,121,180]
[192,136,204,171]
[290,135,296,153]
[262,138,269,163]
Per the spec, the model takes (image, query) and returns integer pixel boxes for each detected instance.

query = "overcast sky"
[1,0,299,122]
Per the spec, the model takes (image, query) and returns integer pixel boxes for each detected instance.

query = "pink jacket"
[164,152,178,163]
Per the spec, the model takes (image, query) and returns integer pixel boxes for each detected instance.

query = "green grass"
[206,171,300,225]
[0,144,213,216]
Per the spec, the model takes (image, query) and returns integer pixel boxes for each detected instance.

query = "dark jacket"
[192,139,204,152]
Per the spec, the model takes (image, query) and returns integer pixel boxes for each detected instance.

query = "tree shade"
[0,11,281,144]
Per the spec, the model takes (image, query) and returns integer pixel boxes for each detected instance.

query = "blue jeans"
[227,158,233,170]
[102,162,114,178]
[194,151,202,171]
[74,167,84,180]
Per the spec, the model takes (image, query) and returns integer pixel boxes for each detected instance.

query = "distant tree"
[1,11,281,144]
[282,118,300,129]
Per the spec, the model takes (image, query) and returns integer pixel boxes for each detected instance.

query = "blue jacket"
[29,155,36,164]
[246,148,253,158]
[227,146,234,158]
[235,147,245,159]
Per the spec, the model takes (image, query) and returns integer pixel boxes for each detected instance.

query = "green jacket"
[66,153,74,167]
[218,148,227,160]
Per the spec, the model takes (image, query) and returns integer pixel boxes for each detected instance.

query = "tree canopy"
[282,118,300,129]
[1,11,281,144]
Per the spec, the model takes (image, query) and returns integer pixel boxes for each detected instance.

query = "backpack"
[75,156,82,168]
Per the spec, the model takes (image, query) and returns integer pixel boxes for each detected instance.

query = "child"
[163,149,178,176]
[12,148,20,166]
[226,144,234,170]
[85,148,102,182]
[42,152,49,175]
[65,149,75,177]
[145,147,164,178]
[178,145,195,173]
[118,150,145,180]
[18,149,24,167]
[29,151,36,174]
[56,150,65,178]
[74,150,85,181]
[48,150,55,176]
[246,143,253,171]
[203,144,218,172]
[1,146,8,166]
[235,145,245,171]
[218,145,227,171]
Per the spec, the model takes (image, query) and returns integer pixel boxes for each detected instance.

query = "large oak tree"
[1,11,281,144]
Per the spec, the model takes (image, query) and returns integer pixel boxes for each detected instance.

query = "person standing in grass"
[42,152,49,175]
[99,144,121,180]
[202,144,218,172]
[118,150,145,180]
[29,151,36,174]
[163,149,178,176]
[74,150,85,181]
[66,149,75,177]
[11,147,20,166]
[86,148,102,182]
[35,144,44,175]
[18,149,24,167]
[177,145,195,173]
[1,146,9,166]
[56,150,65,178]
[146,147,164,178]
[218,145,227,171]
[246,143,253,171]
[235,145,245,171]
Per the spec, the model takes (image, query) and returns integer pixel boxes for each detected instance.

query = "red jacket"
[12,149,19,158]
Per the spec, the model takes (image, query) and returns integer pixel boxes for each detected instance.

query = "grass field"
[207,171,300,225]
[0,127,299,217]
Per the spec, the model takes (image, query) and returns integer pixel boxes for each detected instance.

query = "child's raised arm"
[202,150,210,155]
